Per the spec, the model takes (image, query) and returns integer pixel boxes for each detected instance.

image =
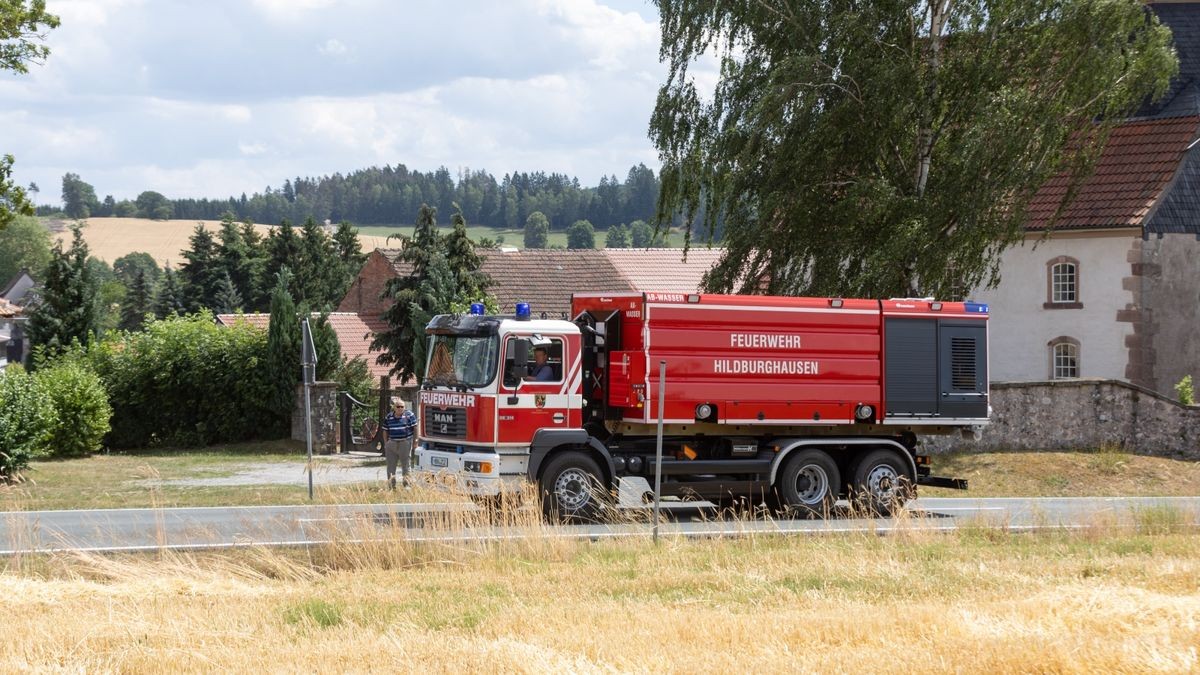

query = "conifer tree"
[264,268,300,435]
[264,219,301,299]
[180,224,221,311]
[212,271,243,314]
[297,217,337,307]
[119,269,153,331]
[153,266,187,318]
[26,225,98,356]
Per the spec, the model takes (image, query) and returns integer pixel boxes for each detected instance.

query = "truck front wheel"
[849,449,914,516]
[777,449,840,518]
[539,451,610,523]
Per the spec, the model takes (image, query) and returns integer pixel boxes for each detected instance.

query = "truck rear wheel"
[777,449,840,518]
[539,451,610,523]
[849,449,914,516]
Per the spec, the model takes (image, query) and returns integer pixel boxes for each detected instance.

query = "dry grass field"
[49,217,393,265]
[1,519,1197,672]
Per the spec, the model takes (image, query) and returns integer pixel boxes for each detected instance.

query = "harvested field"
[1,526,1196,672]
[49,217,393,265]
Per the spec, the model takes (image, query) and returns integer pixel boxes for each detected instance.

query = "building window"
[1049,337,1080,379]
[1045,256,1082,309]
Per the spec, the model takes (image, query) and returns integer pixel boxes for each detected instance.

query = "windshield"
[424,334,500,389]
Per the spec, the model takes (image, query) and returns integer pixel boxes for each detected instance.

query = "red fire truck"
[415,292,986,519]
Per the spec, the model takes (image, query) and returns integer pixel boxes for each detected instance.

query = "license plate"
[431,456,448,468]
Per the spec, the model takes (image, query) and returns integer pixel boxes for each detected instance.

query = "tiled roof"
[603,248,724,293]
[215,313,270,329]
[380,248,647,319]
[0,298,19,318]
[480,249,633,319]
[215,312,392,381]
[1025,115,1200,231]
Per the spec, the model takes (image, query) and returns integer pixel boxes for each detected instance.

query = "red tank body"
[572,292,989,428]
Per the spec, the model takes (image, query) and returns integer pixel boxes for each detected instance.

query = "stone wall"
[922,378,1200,459]
[1139,233,1200,396]
[292,381,339,453]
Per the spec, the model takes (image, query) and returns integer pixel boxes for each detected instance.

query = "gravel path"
[153,459,388,487]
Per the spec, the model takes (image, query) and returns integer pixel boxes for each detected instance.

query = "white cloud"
[7,0,676,205]
[238,141,268,156]
[527,0,659,72]
[317,38,347,56]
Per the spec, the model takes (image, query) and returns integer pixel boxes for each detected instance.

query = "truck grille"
[424,407,467,438]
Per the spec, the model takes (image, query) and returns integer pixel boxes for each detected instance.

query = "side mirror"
[513,338,530,364]
[505,338,531,391]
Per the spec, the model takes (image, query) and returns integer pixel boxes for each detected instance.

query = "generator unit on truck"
[415,292,987,519]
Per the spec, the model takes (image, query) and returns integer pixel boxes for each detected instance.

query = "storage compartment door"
[937,322,988,419]
[884,318,938,417]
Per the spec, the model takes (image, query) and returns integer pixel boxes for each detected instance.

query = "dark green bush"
[89,312,277,448]
[34,357,112,457]
[0,366,57,481]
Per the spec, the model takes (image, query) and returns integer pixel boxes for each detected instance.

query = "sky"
[0,0,714,206]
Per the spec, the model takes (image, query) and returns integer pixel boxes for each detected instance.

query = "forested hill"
[168,163,661,230]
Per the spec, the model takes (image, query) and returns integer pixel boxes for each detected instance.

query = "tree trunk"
[914,1,950,198]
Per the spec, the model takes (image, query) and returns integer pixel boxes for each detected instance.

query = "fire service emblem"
[535,394,546,409]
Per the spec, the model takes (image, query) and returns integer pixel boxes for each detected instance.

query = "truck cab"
[416,305,583,497]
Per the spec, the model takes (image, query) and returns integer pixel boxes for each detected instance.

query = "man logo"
[535,394,546,409]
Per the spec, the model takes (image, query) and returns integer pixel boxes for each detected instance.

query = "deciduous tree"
[0,1,58,231]
[651,0,1177,297]
[524,211,549,249]
[61,173,97,220]
[605,223,630,248]
[566,219,595,249]
[0,214,51,282]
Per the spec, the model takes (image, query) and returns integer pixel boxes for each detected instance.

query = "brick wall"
[922,378,1200,459]
[337,251,395,317]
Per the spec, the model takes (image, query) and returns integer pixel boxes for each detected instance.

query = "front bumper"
[415,444,528,496]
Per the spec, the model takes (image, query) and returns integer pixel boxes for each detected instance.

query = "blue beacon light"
[964,301,989,314]
[469,302,485,316]
[515,302,532,320]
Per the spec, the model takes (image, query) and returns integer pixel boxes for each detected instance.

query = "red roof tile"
[1026,115,1200,231]
[603,248,723,293]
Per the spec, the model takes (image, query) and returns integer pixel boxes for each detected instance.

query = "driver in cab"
[525,346,554,382]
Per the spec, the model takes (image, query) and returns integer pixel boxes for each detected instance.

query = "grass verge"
[0,441,434,511]
[925,449,1200,498]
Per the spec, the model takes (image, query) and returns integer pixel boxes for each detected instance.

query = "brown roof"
[379,247,721,318]
[215,312,392,381]
[0,298,19,318]
[1026,115,1200,231]
[603,248,724,293]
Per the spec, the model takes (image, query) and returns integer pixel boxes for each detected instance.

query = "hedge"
[88,313,278,448]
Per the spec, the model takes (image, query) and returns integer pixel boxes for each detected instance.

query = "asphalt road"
[2,496,1198,555]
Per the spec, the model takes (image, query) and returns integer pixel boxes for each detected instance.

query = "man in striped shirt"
[383,398,418,489]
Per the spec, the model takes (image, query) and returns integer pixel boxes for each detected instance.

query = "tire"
[539,451,611,523]
[777,449,840,518]
[849,449,915,517]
